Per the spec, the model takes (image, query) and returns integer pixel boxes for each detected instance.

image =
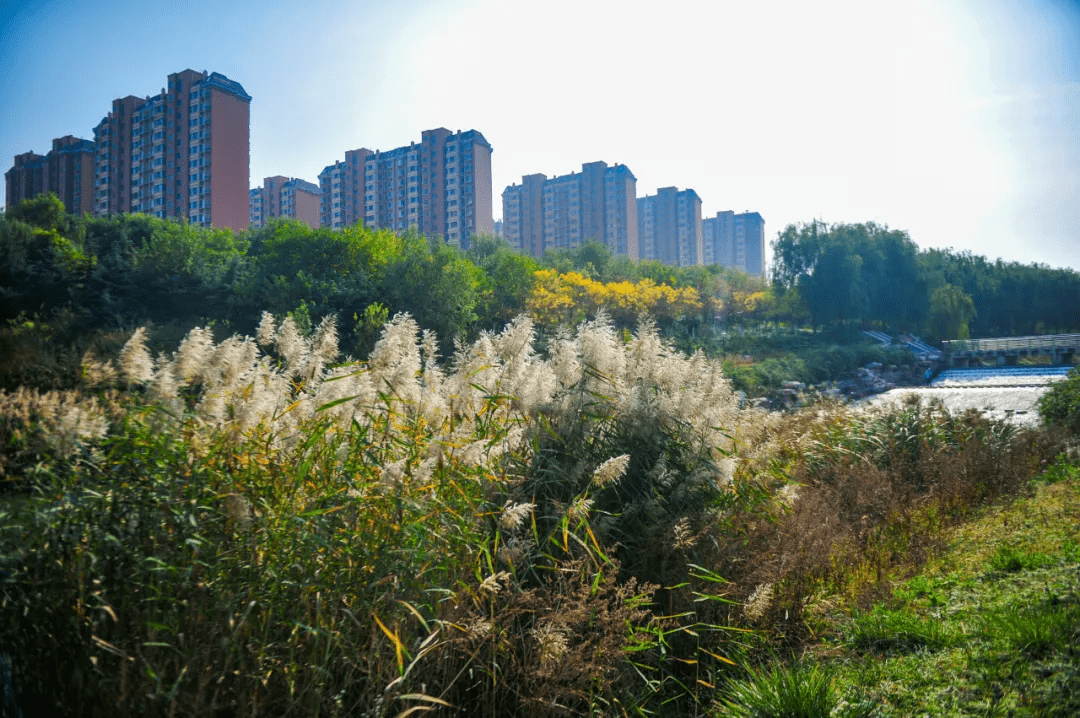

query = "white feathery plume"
[369,314,422,405]
[306,315,339,381]
[547,327,580,390]
[744,583,774,621]
[420,328,441,376]
[578,312,626,393]
[207,336,257,389]
[566,496,594,524]
[119,327,154,384]
[777,483,800,509]
[274,316,307,377]
[591,454,630,488]
[45,397,108,456]
[531,622,569,668]
[256,311,277,347]
[412,457,437,485]
[152,355,179,401]
[175,326,215,383]
[498,501,534,531]
[672,516,696,550]
[479,570,510,594]
[80,352,118,387]
[380,458,407,490]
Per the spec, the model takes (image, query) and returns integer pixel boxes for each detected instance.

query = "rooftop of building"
[199,71,252,102]
[55,138,96,154]
[284,178,321,194]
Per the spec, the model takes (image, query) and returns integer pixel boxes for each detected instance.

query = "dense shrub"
[0,312,773,715]
[714,396,1060,632]
[1039,366,1080,435]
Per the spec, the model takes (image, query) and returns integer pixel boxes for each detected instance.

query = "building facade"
[735,212,765,277]
[702,210,765,276]
[6,152,45,210]
[501,162,638,259]
[319,148,371,230]
[702,210,734,267]
[358,128,493,247]
[92,69,251,231]
[502,173,546,258]
[250,175,321,229]
[603,164,638,259]
[637,187,702,266]
[542,171,583,251]
[5,136,96,215]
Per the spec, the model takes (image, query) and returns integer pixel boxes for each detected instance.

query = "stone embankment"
[754,360,934,411]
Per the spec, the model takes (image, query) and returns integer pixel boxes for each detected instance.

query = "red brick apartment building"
[703,210,766,277]
[502,161,638,259]
[250,176,321,230]
[638,187,703,267]
[92,69,251,231]
[322,128,493,247]
[319,149,371,230]
[5,135,96,215]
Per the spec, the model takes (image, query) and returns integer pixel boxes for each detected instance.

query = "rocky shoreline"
[751,359,936,411]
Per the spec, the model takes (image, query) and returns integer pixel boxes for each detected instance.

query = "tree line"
[3,195,1078,366]
[0,194,756,356]
[771,220,1080,339]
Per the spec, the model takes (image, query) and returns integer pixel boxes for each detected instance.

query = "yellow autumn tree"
[527,269,702,328]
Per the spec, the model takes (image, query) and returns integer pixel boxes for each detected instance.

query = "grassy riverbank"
[713,458,1080,717]
[1,316,1075,717]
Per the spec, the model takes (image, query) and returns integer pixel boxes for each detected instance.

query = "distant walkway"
[942,334,1080,367]
[861,330,942,360]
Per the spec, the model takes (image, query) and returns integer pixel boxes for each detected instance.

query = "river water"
[860,366,1073,427]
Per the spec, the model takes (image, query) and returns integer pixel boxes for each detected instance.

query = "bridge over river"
[941,334,1079,367]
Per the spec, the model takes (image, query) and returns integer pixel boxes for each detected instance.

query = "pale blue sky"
[2,0,1077,270]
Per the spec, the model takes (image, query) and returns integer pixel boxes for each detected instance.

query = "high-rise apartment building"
[702,210,765,276]
[637,187,703,266]
[502,173,546,258]
[92,69,251,231]
[5,136,96,214]
[502,162,638,259]
[603,164,638,259]
[93,95,140,216]
[359,128,493,247]
[6,152,45,209]
[735,212,766,277]
[542,171,583,251]
[320,130,493,244]
[249,175,321,229]
[319,148,371,230]
[702,210,734,267]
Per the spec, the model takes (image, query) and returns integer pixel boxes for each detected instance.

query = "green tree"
[927,283,976,340]
[381,230,484,345]
[1038,367,1080,435]
[466,235,539,330]
[1,196,91,320]
[772,221,926,331]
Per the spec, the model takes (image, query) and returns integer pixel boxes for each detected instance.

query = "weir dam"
[861,365,1073,427]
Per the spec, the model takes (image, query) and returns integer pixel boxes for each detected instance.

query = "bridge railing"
[942,334,1080,354]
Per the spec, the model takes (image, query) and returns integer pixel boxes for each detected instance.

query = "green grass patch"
[826,467,1080,716]
[846,607,960,653]
[717,662,874,718]
[985,602,1080,658]
[987,544,1055,572]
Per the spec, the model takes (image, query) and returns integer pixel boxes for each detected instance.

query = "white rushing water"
[931,366,1072,388]
[861,366,1073,427]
